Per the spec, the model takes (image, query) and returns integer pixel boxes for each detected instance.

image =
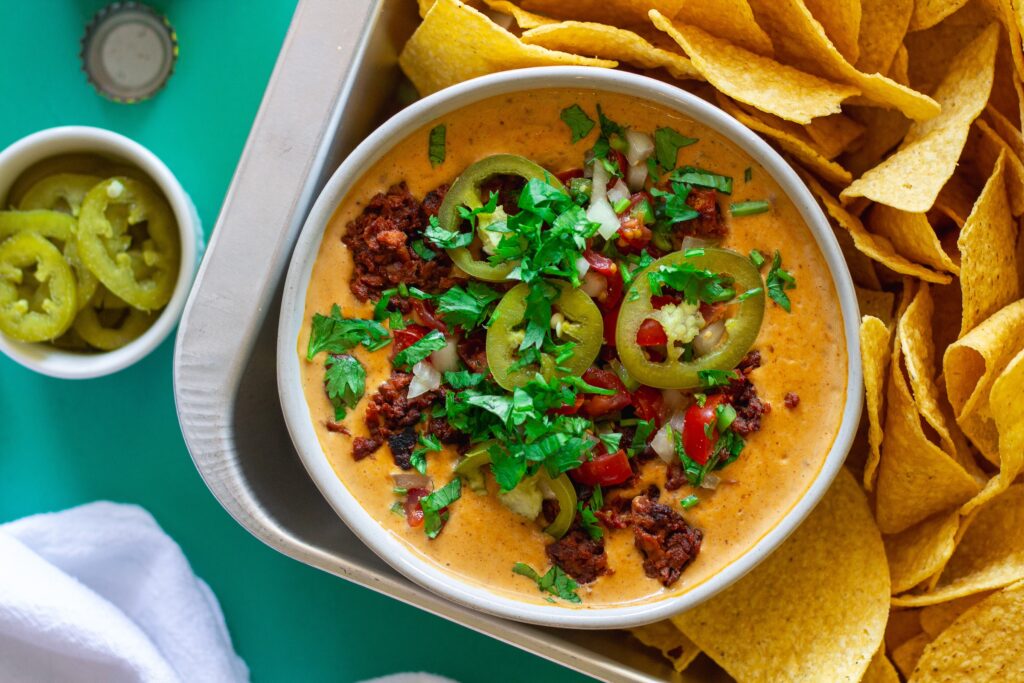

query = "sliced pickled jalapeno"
[5,153,142,207]
[616,247,765,389]
[77,177,180,311]
[486,280,602,390]
[73,299,154,350]
[453,444,577,539]
[437,154,565,282]
[0,231,77,341]
[18,173,103,216]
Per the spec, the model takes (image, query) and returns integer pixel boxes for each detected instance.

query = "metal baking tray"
[173,1,716,680]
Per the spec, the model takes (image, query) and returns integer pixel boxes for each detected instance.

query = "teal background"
[0,2,590,681]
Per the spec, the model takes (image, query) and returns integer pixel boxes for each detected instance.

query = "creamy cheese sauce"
[298,89,847,608]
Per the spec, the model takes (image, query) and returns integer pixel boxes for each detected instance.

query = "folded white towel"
[0,502,249,683]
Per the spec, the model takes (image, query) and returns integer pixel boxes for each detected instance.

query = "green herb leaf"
[560,104,596,143]
[428,124,446,167]
[579,504,603,540]
[647,262,736,303]
[425,215,473,249]
[698,369,737,388]
[749,249,766,268]
[737,286,763,302]
[654,127,698,170]
[411,239,436,260]
[672,166,733,194]
[307,304,390,359]
[324,353,366,421]
[766,250,797,313]
[598,432,623,452]
[436,282,502,329]
[444,370,484,389]
[513,562,582,603]
[392,329,448,369]
[420,478,461,538]
[681,495,700,509]
[730,200,770,217]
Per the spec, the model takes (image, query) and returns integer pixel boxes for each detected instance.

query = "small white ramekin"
[277,68,863,629]
[0,126,202,379]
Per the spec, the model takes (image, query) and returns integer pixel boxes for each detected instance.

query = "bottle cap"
[81,2,178,103]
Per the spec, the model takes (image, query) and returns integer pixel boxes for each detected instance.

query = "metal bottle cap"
[81,2,178,103]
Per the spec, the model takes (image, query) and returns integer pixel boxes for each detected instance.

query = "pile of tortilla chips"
[400,0,1024,679]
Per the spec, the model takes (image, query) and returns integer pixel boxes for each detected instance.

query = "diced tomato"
[392,324,429,358]
[550,395,584,416]
[580,367,632,417]
[583,249,623,312]
[556,168,585,184]
[405,487,429,527]
[412,298,448,334]
[651,293,683,309]
[602,306,619,347]
[632,385,664,425]
[617,216,653,253]
[607,149,628,177]
[570,449,633,487]
[636,318,668,346]
[683,395,727,465]
[584,249,617,276]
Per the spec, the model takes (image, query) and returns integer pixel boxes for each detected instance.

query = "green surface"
[0,2,592,681]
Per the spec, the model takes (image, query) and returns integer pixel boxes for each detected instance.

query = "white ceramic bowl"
[277,68,863,629]
[0,126,202,379]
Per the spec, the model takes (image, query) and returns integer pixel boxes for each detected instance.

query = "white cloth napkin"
[0,502,249,683]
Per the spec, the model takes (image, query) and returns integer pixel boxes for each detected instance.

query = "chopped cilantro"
[444,370,484,389]
[410,433,442,475]
[428,124,446,167]
[612,197,631,214]
[738,286,763,302]
[749,249,766,268]
[650,183,700,225]
[680,495,700,509]
[730,200,770,217]
[373,288,398,321]
[512,562,581,603]
[392,329,447,369]
[560,104,595,143]
[766,250,797,312]
[698,369,737,388]
[629,419,656,457]
[437,282,502,329]
[307,304,390,359]
[420,478,461,539]
[411,239,436,260]
[457,191,500,230]
[388,311,406,330]
[647,263,736,303]
[424,215,472,249]
[578,490,604,541]
[409,450,426,475]
[654,126,698,170]
[672,166,733,194]
[390,501,404,516]
[324,353,366,421]
[598,432,623,452]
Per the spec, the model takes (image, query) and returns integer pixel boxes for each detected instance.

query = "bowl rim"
[276,67,863,629]
[0,125,201,379]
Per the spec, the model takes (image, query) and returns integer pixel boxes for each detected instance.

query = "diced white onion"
[651,425,675,462]
[408,360,441,399]
[607,179,631,207]
[588,196,621,240]
[693,320,726,357]
[669,409,686,432]
[626,162,649,192]
[590,158,610,201]
[581,270,607,299]
[392,472,432,490]
[429,339,460,375]
[701,473,721,490]
[625,129,655,166]
[575,255,591,278]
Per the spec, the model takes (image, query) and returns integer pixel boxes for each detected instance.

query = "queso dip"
[298,89,846,608]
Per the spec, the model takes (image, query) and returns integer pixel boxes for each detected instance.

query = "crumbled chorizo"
[683,188,726,237]
[631,495,702,587]
[360,372,443,468]
[546,528,609,584]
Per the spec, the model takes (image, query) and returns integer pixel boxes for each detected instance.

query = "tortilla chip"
[984,104,1024,171]
[909,581,1024,681]
[746,0,940,120]
[867,205,960,276]
[933,173,978,228]
[480,0,554,28]
[520,22,701,80]
[673,0,774,56]
[840,24,999,211]
[886,510,961,594]
[893,486,1024,607]
[888,43,910,86]
[918,591,994,638]
[714,95,853,184]
[805,113,865,160]
[944,299,1024,462]
[843,107,913,178]
[629,621,701,672]
[958,153,1021,337]
[885,608,925,651]
[862,649,900,683]
[858,288,896,324]
[909,0,973,31]
[673,469,889,683]
[517,0,682,26]
[803,0,862,63]
[805,172,953,283]
[968,118,1024,217]
[861,315,892,491]
[892,632,933,678]
[959,348,1024,515]
[399,0,617,97]
[856,0,913,74]
[649,14,860,125]
[874,335,980,534]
